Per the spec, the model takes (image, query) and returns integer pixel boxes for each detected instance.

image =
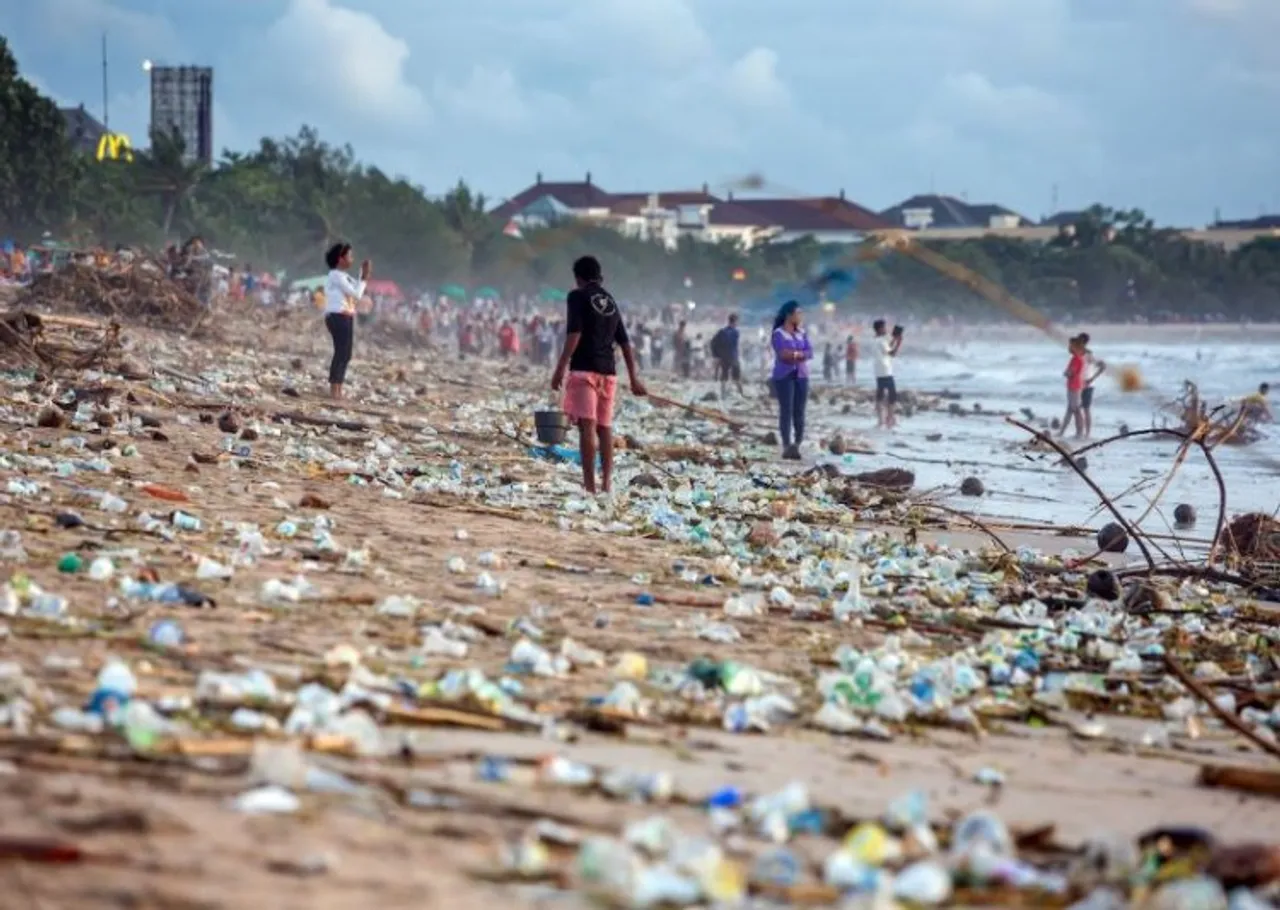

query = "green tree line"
[2,37,1277,320]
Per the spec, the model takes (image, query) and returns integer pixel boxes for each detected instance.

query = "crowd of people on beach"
[314,244,923,488]
[6,235,1273,492]
[314,242,1279,494]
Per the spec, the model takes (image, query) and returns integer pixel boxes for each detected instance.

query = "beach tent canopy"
[539,286,566,302]
[367,278,403,300]
[34,238,74,249]
[290,274,326,291]
[474,285,499,299]
[439,283,467,301]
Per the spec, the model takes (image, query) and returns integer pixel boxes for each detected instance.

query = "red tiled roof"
[705,201,783,228]
[727,197,893,232]
[490,180,617,218]
[608,191,722,215]
[490,178,892,234]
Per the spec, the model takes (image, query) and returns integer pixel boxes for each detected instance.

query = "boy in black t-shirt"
[551,255,647,494]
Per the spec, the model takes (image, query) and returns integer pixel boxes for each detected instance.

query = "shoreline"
[0,319,1276,907]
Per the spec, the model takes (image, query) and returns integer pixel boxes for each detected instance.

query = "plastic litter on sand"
[0,317,1276,908]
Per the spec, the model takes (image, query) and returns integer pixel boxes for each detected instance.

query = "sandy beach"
[0,312,1278,908]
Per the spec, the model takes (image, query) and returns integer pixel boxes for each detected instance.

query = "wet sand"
[0,319,1276,908]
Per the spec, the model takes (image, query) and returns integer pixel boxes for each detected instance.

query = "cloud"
[252,0,429,127]
[568,0,713,71]
[1187,0,1257,18]
[30,0,179,48]
[724,48,788,109]
[931,72,1086,136]
[8,0,1280,223]
[432,66,575,132]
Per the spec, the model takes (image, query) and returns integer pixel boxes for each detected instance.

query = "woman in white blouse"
[322,242,371,400]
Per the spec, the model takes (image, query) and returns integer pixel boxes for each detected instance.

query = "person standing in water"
[551,255,647,495]
[770,300,813,460]
[844,334,858,385]
[872,320,902,429]
[1077,331,1107,437]
[322,242,370,400]
[1059,335,1087,438]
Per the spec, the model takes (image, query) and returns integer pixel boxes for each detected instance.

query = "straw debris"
[14,259,210,334]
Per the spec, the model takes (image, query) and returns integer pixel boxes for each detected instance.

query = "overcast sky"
[7,0,1278,226]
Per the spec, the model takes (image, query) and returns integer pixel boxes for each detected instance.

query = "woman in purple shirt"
[770,300,813,460]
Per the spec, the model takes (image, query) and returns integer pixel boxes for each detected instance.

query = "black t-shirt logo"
[590,292,616,316]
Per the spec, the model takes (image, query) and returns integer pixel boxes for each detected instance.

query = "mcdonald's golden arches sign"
[96,132,134,163]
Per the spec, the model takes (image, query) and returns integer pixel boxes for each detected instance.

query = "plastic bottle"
[148,620,184,648]
[538,755,595,787]
[87,556,115,581]
[28,592,67,618]
[87,659,136,720]
[99,493,128,512]
[706,786,743,809]
[96,659,137,697]
[171,510,201,531]
[833,562,864,621]
[752,848,802,887]
[120,579,185,604]
[422,630,468,658]
[476,755,511,783]
[195,557,232,580]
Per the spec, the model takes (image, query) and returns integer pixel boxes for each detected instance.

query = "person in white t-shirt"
[872,319,904,429]
[322,242,371,400]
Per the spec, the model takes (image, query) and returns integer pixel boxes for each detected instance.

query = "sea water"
[824,328,1280,545]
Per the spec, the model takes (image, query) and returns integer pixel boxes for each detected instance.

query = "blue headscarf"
[773,300,799,331]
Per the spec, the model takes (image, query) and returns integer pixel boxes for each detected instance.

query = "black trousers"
[325,313,354,385]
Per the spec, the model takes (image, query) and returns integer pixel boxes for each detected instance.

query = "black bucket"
[534,409,571,445]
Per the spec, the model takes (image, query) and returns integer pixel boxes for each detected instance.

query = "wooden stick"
[382,704,509,731]
[1197,763,1280,798]
[270,411,368,432]
[1165,654,1280,760]
[646,392,745,429]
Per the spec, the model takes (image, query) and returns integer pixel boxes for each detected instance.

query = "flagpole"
[102,32,110,131]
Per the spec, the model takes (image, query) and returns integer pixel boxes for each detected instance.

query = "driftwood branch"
[1007,418,1156,572]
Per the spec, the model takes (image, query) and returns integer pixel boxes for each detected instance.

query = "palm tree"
[134,126,208,243]
[441,180,496,274]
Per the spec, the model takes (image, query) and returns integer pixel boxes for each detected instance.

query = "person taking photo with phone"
[322,242,371,400]
[872,320,904,429]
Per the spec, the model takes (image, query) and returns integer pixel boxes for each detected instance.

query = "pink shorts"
[563,371,618,428]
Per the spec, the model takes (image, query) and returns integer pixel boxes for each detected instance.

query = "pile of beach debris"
[15,259,209,334]
[0,311,125,374]
[1223,512,1280,562]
